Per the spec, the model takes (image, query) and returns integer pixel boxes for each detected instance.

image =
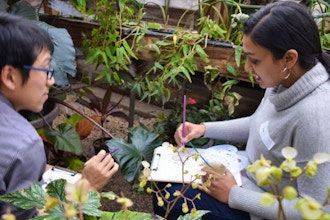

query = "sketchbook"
[149,145,244,186]
[42,166,82,189]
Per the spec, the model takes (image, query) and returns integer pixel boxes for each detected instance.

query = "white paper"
[42,166,81,189]
[149,146,242,186]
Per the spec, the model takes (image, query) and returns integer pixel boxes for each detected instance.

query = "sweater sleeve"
[228,182,303,219]
[203,116,251,143]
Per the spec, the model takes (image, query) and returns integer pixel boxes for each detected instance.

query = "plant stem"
[48,97,115,138]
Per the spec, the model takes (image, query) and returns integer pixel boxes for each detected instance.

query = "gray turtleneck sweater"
[203,62,330,219]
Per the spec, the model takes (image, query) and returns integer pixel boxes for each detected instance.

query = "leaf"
[100,210,159,220]
[234,46,243,67]
[226,64,238,77]
[65,113,83,127]
[195,44,209,63]
[66,156,85,171]
[46,179,67,201]
[106,127,162,183]
[129,127,162,162]
[82,191,102,217]
[100,191,118,201]
[75,115,101,139]
[122,39,138,59]
[44,123,82,155]
[101,87,113,115]
[0,183,46,210]
[177,210,210,220]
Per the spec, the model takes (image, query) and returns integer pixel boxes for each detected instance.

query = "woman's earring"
[282,67,291,80]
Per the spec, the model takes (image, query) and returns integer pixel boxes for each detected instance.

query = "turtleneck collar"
[268,62,329,111]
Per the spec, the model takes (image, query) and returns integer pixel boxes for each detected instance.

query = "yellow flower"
[260,192,275,206]
[247,154,271,173]
[255,166,271,186]
[282,186,298,201]
[64,203,77,218]
[173,190,181,197]
[44,197,59,210]
[116,197,134,209]
[141,160,150,168]
[157,197,164,207]
[182,203,189,213]
[305,161,318,177]
[281,146,297,159]
[270,166,282,180]
[65,178,90,204]
[296,196,323,220]
[313,152,330,164]
[190,208,197,218]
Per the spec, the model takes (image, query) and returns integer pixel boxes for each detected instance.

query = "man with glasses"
[0,13,119,219]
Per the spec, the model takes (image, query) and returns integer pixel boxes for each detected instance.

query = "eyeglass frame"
[23,65,54,80]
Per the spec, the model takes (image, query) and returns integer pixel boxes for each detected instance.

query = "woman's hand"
[198,168,237,203]
[82,149,119,191]
[174,122,206,147]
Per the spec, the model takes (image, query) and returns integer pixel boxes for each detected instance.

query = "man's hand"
[82,150,119,191]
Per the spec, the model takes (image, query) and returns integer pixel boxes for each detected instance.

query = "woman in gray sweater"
[154,1,330,219]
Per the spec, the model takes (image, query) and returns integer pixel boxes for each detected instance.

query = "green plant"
[81,0,249,106]
[0,175,210,220]
[152,84,242,147]
[82,0,143,86]
[0,178,159,220]
[106,126,162,183]
[310,0,330,52]
[247,146,330,220]
[37,85,125,169]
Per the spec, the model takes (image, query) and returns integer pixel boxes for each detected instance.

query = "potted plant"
[80,0,248,106]
[74,84,130,154]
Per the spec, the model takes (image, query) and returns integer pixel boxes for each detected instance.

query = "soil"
[52,92,156,214]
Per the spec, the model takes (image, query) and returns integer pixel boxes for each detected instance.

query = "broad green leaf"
[0,183,46,210]
[46,179,67,201]
[100,210,159,220]
[106,127,162,183]
[82,191,102,217]
[44,123,82,155]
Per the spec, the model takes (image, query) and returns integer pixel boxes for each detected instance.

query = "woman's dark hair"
[0,12,54,84]
[243,1,330,73]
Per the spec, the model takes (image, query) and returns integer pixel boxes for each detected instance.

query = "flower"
[65,178,90,203]
[188,97,196,105]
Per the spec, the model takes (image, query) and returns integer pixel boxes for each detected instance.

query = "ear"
[0,65,18,90]
[284,49,298,69]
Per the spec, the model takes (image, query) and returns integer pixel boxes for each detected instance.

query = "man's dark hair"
[0,12,54,83]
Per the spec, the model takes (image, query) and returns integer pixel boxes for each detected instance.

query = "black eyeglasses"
[23,65,54,80]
